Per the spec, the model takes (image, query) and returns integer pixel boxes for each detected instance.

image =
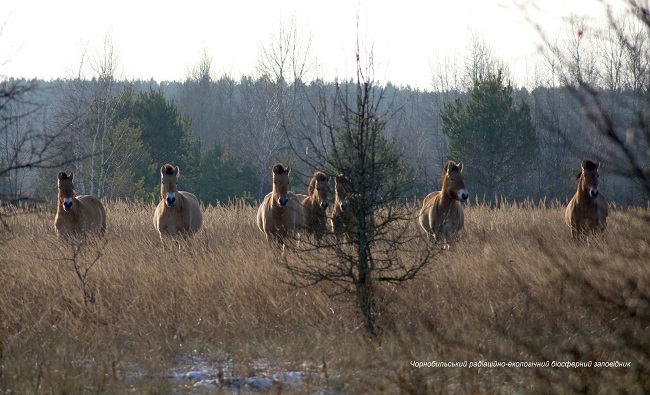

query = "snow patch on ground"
[168,352,336,393]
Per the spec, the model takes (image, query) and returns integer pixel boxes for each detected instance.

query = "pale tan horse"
[54,172,106,239]
[330,172,357,239]
[300,171,331,240]
[256,163,304,249]
[565,159,608,239]
[153,164,203,242]
[418,161,468,244]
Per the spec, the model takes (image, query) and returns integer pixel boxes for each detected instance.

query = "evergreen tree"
[192,143,257,206]
[128,89,199,195]
[441,71,537,200]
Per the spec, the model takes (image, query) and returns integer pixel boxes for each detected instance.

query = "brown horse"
[256,163,304,249]
[330,172,357,239]
[565,159,608,239]
[418,161,468,244]
[55,172,106,239]
[300,171,331,240]
[153,164,203,243]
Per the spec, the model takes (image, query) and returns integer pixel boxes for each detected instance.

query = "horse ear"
[286,166,291,175]
[596,162,601,170]
[457,162,463,172]
[446,161,457,174]
[160,165,166,175]
[175,166,180,177]
[58,172,66,180]
[69,172,74,181]
[575,171,582,180]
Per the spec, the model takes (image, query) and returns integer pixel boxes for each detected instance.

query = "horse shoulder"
[153,200,171,234]
[426,193,443,222]
[257,193,274,232]
[596,194,609,217]
[595,194,609,229]
[565,195,578,226]
[55,211,78,236]
[330,207,342,231]
[453,201,464,230]
[155,200,183,235]
[153,200,165,229]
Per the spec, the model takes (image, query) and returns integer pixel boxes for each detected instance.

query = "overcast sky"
[0,0,618,89]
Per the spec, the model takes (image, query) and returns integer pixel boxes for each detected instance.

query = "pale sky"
[0,0,618,89]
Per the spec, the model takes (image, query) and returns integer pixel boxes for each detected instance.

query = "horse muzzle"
[320,202,329,210]
[278,197,289,207]
[165,193,177,207]
[339,201,348,211]
[589,188,599,198]
[63,199,73,211]
[458,189,469,202]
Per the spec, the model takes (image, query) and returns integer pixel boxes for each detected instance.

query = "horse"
[300,171,331,241]
[256,163,304,249]
[418,160,468,245]
[565,159,608,239]
[153,164,203,243]
[54,172,106,239]
[330,172,358,240]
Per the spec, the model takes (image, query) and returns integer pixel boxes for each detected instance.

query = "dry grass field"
[0,199,648,394]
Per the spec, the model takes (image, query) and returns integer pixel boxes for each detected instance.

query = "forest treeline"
[1,71,647,207]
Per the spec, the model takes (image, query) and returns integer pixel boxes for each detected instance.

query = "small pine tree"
[128,89,199,196]
[441,71,537,200]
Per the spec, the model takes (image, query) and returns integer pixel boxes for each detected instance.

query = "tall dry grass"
[0,199,648,393]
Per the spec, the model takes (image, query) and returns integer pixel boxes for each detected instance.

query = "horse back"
[178,191,203,232]
[77,195,106,235]
[295,194,308,204]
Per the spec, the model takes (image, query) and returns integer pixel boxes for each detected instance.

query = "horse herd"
[54,159,609,247]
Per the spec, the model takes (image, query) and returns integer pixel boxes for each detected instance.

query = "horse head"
[334,173,351,211]
[442,161,468,202]
[577,159,601,199]
[160,164,180,207]
[309,171,330,210]
[57,172,76,211]
[272,163,291,207]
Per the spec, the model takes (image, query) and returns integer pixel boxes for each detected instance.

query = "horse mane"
[308,171,328,196]
[441,160,460,184]
[163,164,175,175]
[582,159,598,171]
[575,159,599,180]
[273,163,287,175]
